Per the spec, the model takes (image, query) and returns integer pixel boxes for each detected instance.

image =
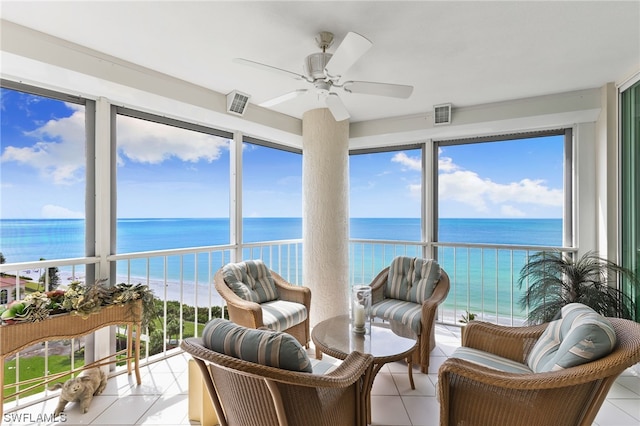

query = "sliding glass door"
[620,79,639,320]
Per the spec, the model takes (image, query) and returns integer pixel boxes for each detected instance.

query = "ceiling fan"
[235,31,414,121]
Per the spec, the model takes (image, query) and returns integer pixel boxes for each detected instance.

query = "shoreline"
[16,270,527,326]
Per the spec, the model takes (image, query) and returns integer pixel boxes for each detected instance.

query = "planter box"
[1,301,142,417]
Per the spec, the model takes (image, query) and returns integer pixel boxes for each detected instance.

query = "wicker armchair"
[369,257,450,373]
[438,318,640,426]
[181,337,374,426]
[214,261,311,346]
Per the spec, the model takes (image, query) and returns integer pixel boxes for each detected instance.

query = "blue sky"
[1,88,564,219]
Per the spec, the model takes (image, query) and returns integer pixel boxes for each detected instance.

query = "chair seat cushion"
[451,347,533,374]
[202,318,312,372]
[370,299,422,334]
[310,358,339,375]
[222,260,279,303]
[526,303,617,373]
[261,300,308,332]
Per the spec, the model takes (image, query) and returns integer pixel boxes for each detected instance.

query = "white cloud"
[41,204,84,219]
[1,108,86,185]
[116,115,229,164]
[391,152,421,171]
[439,170,491,211]
[438,157,563,216]
[1,109,230,185]
[439,155,459,172]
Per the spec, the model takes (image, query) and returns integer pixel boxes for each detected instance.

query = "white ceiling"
[1,1,639,123]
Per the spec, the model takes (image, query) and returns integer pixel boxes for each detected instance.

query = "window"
[0,289,7,305]
[115,110,232,251]
[241,139,302,243]
[0,83,89,267]
[436,133,567,246]
[434,131,571,322]
[114,109,232,295]
[620,79,639,319]
[349,146,423,241]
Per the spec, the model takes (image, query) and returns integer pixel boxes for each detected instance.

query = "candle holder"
[351,285,372,335]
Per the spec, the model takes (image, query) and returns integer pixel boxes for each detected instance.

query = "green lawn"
[151,318,205,339]
[3,354,85,401]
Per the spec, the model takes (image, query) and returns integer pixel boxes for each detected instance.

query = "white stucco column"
[302,108,349,326]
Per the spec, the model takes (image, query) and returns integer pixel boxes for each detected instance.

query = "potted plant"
[458,310,476,342]
[518,250,639,324]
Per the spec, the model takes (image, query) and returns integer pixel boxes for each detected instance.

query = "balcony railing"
[1,238,573,412]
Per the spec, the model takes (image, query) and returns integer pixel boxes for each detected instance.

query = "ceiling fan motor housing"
[304,52,333,80]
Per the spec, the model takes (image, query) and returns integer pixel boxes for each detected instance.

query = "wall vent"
[226,90,251,116]
[433,103,452,125]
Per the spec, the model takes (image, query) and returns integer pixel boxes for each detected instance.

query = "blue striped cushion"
[370,299,422,334]
[409,258,440,303]
[222,260,279,303]
[526,303,617,373]
[386,256,413,300]
[385,257,441,303]
[202,318,312,372]
[261,300,308,332]
[452,347,533,374]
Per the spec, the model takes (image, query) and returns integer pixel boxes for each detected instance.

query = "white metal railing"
[1,238,573,412]
[349,239,576,326]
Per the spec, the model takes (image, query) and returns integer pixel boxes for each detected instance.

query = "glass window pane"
[438,135,564,246]
[0,87,86,264]
[116,114,231,252]
[242,142,302,243]
[349,148,422,241]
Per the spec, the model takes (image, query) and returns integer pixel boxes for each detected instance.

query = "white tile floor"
[4,324,640,426]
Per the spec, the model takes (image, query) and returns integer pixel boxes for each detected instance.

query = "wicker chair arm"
[423,270,451,309]
[439,357,616,391]
[420,270,451,333]
[271,271,311,308]
[368,267,389,305]
[463,320,547,363]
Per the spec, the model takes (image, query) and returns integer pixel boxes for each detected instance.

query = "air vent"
[433,103,452,125]
[226,90,251,116]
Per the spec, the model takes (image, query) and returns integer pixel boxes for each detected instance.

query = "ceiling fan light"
[304,52,332,80]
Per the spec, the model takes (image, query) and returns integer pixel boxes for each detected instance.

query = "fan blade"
[325,93,350,121]
[324,32,372,80]
[234,58,307,81]
[259,89,308,107]
[343,81,414,99]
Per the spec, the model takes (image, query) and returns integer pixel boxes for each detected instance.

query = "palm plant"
[518,250,639,324]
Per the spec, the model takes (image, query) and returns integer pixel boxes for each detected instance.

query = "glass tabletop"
[312,314,417,360]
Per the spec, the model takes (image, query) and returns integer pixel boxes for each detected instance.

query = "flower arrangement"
[0,279,155,328]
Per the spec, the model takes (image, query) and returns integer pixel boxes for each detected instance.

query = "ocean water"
[1,218,562,316]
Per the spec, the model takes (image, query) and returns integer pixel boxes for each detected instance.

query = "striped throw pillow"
[385,256,441,303]
[222,260,279,303]
[202,318,312,372]
[526,303,616,373]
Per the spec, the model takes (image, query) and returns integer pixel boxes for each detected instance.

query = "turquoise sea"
[0,218,562,318]
[0,217,562,262]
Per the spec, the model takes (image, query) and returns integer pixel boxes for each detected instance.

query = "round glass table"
[312,315,417,424]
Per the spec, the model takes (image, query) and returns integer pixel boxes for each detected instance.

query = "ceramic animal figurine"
[50,367,107,416]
